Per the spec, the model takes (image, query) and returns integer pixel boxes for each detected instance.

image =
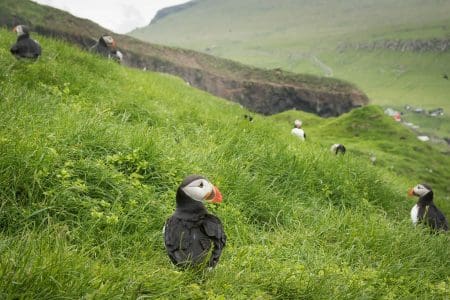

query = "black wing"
[10,39,41,58]
[10,43,19,55]
[164,216,190,265]
[427,206,449,231]
[164,216,212,266]
[202,214,226,267]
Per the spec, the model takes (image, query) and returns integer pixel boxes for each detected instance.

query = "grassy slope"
[131,0,450,136]
[0,29,449,299]
[0,0,363,98]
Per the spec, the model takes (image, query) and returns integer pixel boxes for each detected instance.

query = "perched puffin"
[244,114,254,122]
[111,49,123,63]
[408,183,448,231]
[330,143,346,155]
[90,35,122,63]
[164,175,226,268]
[291,119,306,141]
[10,25,41,59]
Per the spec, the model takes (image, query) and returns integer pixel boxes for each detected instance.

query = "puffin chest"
[410,204,420,224]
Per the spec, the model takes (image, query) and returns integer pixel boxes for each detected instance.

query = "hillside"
[0,0,368,117]
[1,29,449,299]
[130,0,450,138]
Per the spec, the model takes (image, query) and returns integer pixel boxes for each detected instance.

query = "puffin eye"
[199,182,204,188]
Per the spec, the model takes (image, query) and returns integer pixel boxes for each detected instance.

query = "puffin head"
[13,25,29,37]
[408,183,432,197]
[177,175,223,205]
[100,35,116,48]
[294,119,302,128]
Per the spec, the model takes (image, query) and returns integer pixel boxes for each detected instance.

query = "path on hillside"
[311,55,333,77]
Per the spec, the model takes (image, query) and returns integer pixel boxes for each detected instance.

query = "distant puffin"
[111,49,123,63]
[408,183,448,231]
[164,175,226,268]
[244,114,254,122]
[10,25,41,59]
[291,119,306,141]
[90,35,122,63]
[330,143,346,155]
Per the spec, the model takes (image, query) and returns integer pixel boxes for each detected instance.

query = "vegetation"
[0,0,363,98]
[131,0,450,137]
[1,29,449,299]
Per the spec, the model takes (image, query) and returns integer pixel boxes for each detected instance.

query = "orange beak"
[12,26,17,33]
[206,186,223,203]
[407,188,415,197]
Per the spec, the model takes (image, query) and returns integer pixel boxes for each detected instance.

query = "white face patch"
[102,36,115,45]
[182,178,213,202]
[330,144,339,152]
[410,204,419,225]
[413,184,431,197]
[14,25,24,36]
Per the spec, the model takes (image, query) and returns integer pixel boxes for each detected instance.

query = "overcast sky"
[32,0,191,34]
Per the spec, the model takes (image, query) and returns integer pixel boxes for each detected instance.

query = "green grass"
[0,29,449,299]
[130,0,450,138]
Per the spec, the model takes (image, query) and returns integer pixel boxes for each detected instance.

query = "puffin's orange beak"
[206,186,223,203]
[407,188,415,197]
[12,26,17,33]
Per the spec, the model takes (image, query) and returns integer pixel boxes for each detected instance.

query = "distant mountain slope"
[0,0,368,117]
[130,0,450,124]
[150,1,198,25]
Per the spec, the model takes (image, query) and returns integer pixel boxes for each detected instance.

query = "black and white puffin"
[330,143,346,155]
[10,25,41,59]
[90,35,122,63]
[164,175,226,268]
[291,119,306,141]
[244,114,254,122]
[408,183,448,231]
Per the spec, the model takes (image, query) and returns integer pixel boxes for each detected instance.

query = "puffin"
[111,49,123,63]
[164,175,226,268]
[330,143,346,155]
[408,183,448,231]
[244,114,254,122]
[291,119,306,141]
[10,25,42,59]
[90,35,121,62]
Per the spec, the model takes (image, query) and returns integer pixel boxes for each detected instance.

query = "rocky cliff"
[338,38,450,53]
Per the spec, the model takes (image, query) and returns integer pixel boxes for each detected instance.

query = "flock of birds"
[7,25,448,269]
[163,118,447,268]
[9,25,122,62]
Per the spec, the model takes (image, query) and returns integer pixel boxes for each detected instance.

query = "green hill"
[130,0,450,138]
[0,0,369,118]
[1,29,449,299]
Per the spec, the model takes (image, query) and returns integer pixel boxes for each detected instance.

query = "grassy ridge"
[0,29,449,299]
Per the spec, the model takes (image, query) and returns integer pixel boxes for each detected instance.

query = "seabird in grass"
[408,183,448,231]
[10,25,41,59]
[330,144,346,155]
[91,35,123,63]
[163,175,226,268]
[291,119,306,141]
